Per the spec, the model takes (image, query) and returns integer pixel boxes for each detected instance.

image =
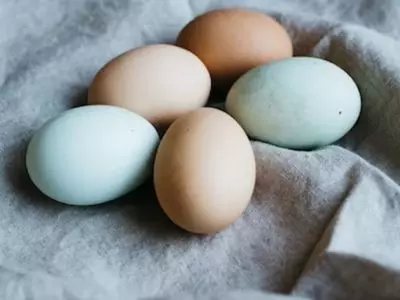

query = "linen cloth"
[1,0,400,299]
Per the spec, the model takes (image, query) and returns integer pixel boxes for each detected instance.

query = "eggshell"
[154,107,256,234]
[26,105,159,206]
[226,57,362,150]
[176,8,293,89]
[88,44,211,128]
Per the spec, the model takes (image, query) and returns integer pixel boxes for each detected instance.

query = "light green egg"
[225,57,361,150]
[26,105,160,206]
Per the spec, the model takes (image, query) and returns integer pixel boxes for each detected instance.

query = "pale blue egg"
[26,105,160,205]
[226,57,361,150]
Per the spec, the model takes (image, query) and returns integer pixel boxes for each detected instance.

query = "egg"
[226,57,362,150]
[26,105,159,205]
[88,44,211,128]
[154,107,256,234]
[176,8,293,90]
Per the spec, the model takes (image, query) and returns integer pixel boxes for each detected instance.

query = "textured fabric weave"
[1,0,400,299]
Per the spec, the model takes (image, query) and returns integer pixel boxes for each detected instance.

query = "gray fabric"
[1,0,400,299]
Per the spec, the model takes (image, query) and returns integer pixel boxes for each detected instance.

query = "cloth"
[1,0,400,299]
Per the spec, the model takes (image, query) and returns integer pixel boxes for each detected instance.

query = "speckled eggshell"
[226,57,361,150]
[26,105,160,206]
[154,107,256,234]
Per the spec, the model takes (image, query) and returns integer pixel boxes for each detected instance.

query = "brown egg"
[176,8,293,89]
[154,107,256,234]
[88,44,211,128]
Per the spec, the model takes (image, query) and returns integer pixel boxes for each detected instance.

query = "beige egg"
[154,107,256,234]
[88,44,211,128]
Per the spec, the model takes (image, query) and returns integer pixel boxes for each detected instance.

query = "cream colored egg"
[154,107,256,234]
[88,44,211,128]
